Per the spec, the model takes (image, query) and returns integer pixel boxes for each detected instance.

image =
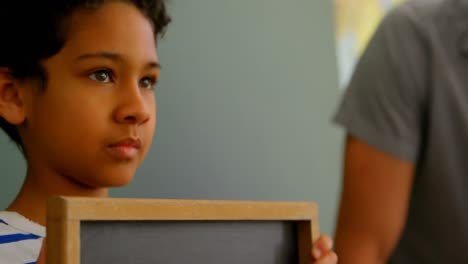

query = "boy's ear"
[0,67,27,125]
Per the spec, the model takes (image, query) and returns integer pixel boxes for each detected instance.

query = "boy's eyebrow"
[75,52,161,69]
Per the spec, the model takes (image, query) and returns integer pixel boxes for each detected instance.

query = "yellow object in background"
[335,0,406,88]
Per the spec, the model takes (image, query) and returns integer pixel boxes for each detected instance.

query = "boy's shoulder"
[0,211,44,264]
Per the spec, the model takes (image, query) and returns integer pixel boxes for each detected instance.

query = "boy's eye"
[139,77,157,90]
[89,70,112,83]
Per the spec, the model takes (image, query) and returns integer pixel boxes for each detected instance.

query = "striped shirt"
[0,211,45,264]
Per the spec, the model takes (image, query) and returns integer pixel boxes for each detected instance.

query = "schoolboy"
[0,1,336,263]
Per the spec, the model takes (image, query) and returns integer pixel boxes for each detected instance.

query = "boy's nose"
[113,88,151,125]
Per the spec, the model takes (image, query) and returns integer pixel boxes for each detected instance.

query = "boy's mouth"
[107,138,141,160]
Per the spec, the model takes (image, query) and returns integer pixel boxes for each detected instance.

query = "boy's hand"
[311,235,338,264]
[36,241,46,264]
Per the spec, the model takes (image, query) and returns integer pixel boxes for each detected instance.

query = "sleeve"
[333,4,430,162]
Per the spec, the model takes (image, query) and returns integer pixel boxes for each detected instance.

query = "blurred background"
[0,0,404,235]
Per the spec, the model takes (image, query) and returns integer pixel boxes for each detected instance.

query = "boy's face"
[20,2,159,188]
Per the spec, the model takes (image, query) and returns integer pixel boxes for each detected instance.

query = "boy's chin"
[99,173,135,188]
[78,170,137,189]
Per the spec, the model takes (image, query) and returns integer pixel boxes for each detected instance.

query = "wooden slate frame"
[46,196,320,264]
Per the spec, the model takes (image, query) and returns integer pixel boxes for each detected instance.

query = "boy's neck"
[7,167,108,226]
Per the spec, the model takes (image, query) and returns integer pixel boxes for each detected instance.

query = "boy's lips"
[107,138,141,160]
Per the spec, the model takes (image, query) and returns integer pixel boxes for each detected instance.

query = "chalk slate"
[81,221,298,264]
[46,197,317,264]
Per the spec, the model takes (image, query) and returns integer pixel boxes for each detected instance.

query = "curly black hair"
[0,0,171,152]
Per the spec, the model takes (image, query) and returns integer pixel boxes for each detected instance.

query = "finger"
[317,235,334,253]
[311,235,334,260]
[311,245,322,260]
[313,252,338,264]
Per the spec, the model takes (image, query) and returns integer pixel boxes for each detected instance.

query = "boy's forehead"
[74,52,161,70]
[62,2,158,61]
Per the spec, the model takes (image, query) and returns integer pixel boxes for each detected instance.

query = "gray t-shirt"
[334,0,468,262]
